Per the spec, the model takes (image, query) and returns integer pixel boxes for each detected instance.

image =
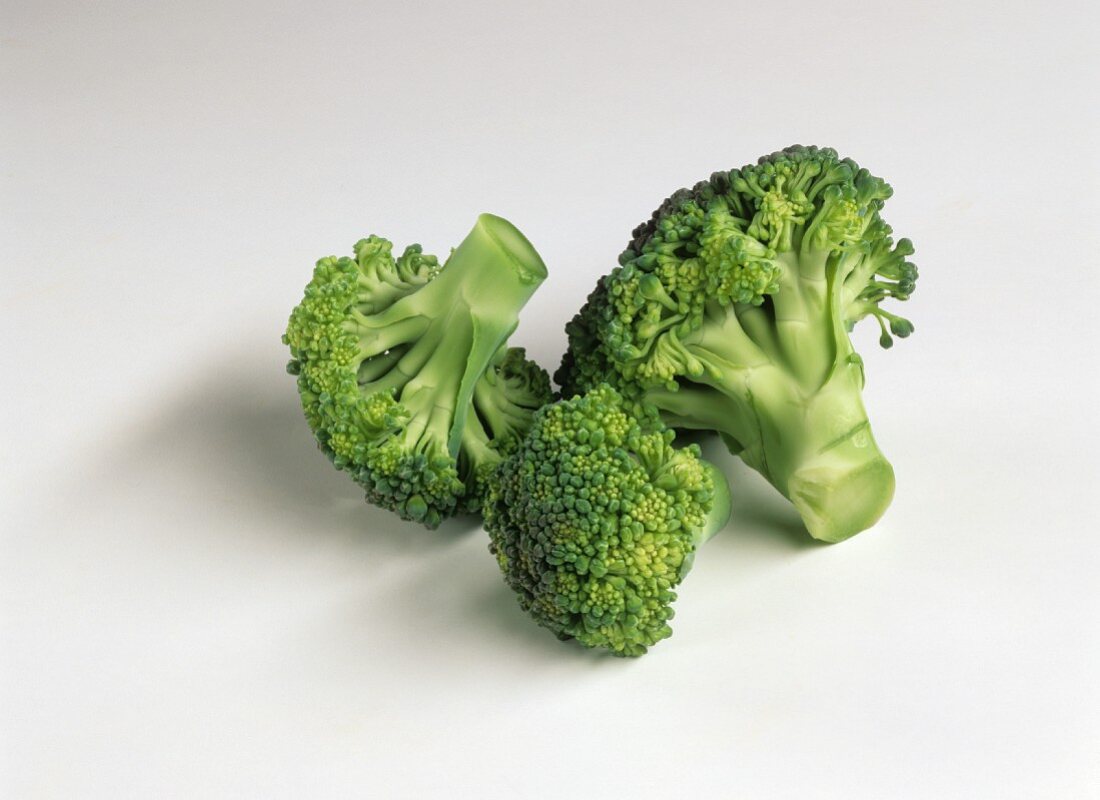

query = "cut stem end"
[788,456,895,543]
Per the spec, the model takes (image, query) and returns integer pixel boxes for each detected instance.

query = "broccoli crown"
[557,144,917,393]
[484,385,721,656]
[285,215,548,528]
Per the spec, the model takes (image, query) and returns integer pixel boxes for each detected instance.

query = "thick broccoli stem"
[743,358,894,543]
[722,243,894,541]
[648,313,893,543]
[437,214,547,455]
[354,213,547,458]
[771,249,834,389]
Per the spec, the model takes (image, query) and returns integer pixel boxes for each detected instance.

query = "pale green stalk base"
[411,213,547,456]
[651,354,894,543]
[745,361,895,543]
[788,445,895,543]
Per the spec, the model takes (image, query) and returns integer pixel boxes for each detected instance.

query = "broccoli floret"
[285,214,550,528]
[556,146,917,543]
[484,385,731,656]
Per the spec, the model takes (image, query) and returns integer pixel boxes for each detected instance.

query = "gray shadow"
[693,434,828,553]
[82,344,622,662]
[62,343,828,662]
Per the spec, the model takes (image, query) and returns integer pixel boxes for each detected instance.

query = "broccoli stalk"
[646,355,892,544]
[485,385,732,656]
[557,146,916,542]
[285,214,551,528]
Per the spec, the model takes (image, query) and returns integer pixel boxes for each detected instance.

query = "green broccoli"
[557,146,916,543]
[484,385,731,656]
[284,214,552,528]
[460,346,555,513]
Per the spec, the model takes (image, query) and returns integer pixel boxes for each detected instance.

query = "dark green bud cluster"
[484,385,717,656]
[555,281,629,398]
[558,145,920,396]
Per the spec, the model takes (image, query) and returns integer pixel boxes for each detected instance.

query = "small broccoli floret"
[285,214,549,528]
[557,146,917,542]
[484,385,731,656]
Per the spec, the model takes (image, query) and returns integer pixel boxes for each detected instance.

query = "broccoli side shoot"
[285,214,548,528]
[557,145,917,542]
[459,346,555,513]
[484,385,731,656]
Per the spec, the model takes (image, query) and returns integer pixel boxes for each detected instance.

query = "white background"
[3,1,1098,796]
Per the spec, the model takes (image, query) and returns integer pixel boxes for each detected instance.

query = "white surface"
[3,1,1098,797]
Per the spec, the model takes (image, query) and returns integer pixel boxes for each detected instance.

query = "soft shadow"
[77,345,826,661]
[123,351,486,553]
[695,435,828,553]
[449,573,613,663]
[86,345,607,662]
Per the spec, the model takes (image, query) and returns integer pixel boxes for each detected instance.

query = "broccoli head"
[557,146,917,542]
[484,385,731,656]
[285,214,550,528]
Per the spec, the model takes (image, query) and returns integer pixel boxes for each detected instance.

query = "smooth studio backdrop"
[2,1,1098,796]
